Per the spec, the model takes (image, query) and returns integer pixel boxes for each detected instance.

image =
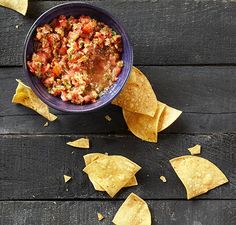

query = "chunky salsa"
[27,15,123,104]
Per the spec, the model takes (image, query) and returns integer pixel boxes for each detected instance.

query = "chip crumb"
[71,151,75,154]
[188,144,201,155]
[97,212,104,221]
[65,188,69,192]
[32,195,35,198]
[160,176,167,182]
[105,115,112,122]
[156,147,159,150]
[53,201,56,205]
[64,175,72,183]
[15,25,19,29]
[44,122,49,127]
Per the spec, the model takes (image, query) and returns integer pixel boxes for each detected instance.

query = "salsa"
[27,15,123,104]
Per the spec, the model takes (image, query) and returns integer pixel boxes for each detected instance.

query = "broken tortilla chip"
[123,101,166,142]
[64,175,72,183]
[83,155,141,197]
[112,193,151,225]
[97,212,104,221]
[188,144,201,155]
[67,138,89,148]
[0,0,28,15]
[12,80,57,121]
[158,104,182,132]
[83,153,138,191]
[112,66,157,117]
[170,155,228,199]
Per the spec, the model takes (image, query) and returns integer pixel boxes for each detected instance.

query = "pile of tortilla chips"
[83,153,141,197]
[112,193,151,225]
[0,0,28,15]
[170,155,228,199]
[12,80,57,121]
[112,66,182,142]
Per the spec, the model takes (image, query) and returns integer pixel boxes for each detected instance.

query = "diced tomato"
[47,34,60,47]
[52,63,62,76]
[59,46,67,55]
[41,64,50,74]
[113,67,122,76]
[58,15,67,27]
[82,21,96,34]
[32,52,48,64]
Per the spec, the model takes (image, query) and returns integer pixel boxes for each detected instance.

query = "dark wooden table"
[0,0,236,224]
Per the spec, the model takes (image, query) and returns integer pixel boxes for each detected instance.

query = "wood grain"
[1,66,235,134]
[0,0,236,65]
[0,200,236,225]
[0,134,235,200]
[1,66,236,115]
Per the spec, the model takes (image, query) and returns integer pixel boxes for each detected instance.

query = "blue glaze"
[23,2,133,113]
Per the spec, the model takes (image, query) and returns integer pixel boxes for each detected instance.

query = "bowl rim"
[23,2,133,113]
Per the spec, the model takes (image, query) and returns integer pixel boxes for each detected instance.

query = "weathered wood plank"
[0,200,236,225]
[1,66,235,134]
[0,134,235,200]
[0,0,236,65]
[1,66,236,115]
[1,112,236,135]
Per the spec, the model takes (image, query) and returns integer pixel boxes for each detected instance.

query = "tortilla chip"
[188,144,201,155]
[83,153,138,191]
[44,122,49,127]
[0,0,28,15]
[67,138,89,148]
[112,66,157,117]
[112,193,151,225]
[97,212,104,221]
[63,175,71,183]
[123,101,166,142]
[170,155,228,199]
[83,155,141,197]
[12,80,57,121]
[158,104,182,132]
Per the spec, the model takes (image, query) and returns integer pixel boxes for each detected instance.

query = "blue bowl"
[23,2,133,113]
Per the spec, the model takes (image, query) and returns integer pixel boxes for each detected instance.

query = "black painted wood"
[0,0,236,65]
[1,66,236,115]
[0,200,235,225]
[1,66,235,134]
[1,0,236,224]
[0,134,235,200]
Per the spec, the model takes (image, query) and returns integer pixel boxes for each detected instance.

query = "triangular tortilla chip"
[67,138,89,148]
[63,175,71,183]
[83,155,141,197]
[12,80,57,121]
[170,155,229,199]
[158,104,182,132]
[112,66,157,117]
[112,193,151,225]
[188,144,201,155]
[83,153,138,191]
[0,0,28,15]
[123,101,166,142]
